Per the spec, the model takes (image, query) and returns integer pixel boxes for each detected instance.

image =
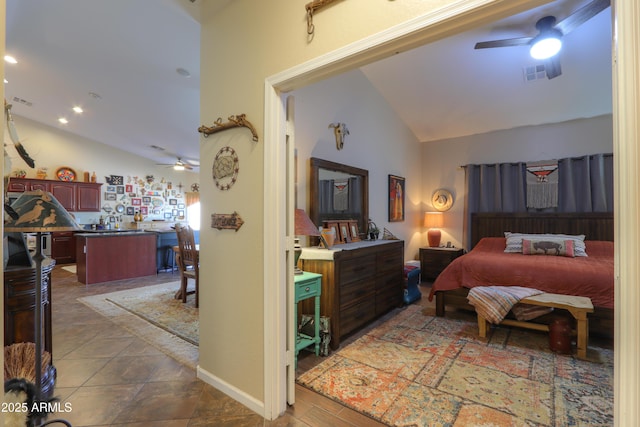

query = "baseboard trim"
[196,365,266,418]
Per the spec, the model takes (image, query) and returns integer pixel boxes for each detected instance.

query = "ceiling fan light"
[530,31,562,60]
[173,164,185,171]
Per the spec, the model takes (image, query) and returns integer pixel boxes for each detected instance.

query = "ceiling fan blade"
[555,0,610,35]
[474,37,532,49]
[544,56,562,79]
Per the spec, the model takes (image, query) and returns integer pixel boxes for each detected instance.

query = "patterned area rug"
[297,304,613,426]
[78,282,198,368]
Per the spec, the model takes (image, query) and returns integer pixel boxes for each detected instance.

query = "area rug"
[61,265,77,273]
[297,304,613,426]
[78,282,198,369]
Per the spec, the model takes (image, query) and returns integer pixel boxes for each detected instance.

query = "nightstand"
[419,247,465,281]
[295,271,322,366]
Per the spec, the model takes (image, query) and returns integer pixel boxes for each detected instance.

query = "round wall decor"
[431,188,454,211]
[212,146,239,190]
[56,166,77,182]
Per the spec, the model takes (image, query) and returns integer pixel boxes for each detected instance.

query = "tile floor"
[46,265,394,426]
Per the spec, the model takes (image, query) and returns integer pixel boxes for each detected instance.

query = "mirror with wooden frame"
[309,157,369,243]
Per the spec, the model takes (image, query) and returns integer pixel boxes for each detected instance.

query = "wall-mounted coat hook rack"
[198,114,259,142]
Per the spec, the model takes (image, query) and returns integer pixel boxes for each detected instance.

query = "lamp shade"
[423,212,444,229]
[5,190,80,232]
[295,208,320,237]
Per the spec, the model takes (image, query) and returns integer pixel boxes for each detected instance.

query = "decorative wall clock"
[212,146,239,191]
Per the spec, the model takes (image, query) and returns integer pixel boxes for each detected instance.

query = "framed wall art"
[105,192,117,201]
[388,175,405,222]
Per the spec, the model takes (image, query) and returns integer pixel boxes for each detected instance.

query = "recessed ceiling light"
[3,79,7,84]
[176,67,191,78]
[4,55,17,64]
[58,117,68,124]
[73,106,83,113]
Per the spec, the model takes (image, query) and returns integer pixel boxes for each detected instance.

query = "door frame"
[263,0,640,421]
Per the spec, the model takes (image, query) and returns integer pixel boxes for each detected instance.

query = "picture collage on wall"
[102,174,186,221]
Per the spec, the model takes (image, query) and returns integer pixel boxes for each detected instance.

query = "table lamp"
[424,211,444,247]
[4,190,80,416]
[294,209,324,275]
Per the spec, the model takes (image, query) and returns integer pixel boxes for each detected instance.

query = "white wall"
[293,69,423,261]
[5,115,199,226]
[421,114,613,249]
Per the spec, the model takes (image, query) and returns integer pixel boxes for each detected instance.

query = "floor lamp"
[5,190,79,424]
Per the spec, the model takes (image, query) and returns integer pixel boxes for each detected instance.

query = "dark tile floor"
[46,265,396,426]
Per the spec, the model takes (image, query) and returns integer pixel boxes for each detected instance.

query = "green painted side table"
[295,271,322,366]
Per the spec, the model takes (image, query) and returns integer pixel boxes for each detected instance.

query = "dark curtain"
[348,177,362,217]
[319,179,334,214]
[463,153,613,249]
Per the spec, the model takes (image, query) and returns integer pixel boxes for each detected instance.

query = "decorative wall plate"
[212,146,239,190]
[56,166,77,182]
[431,188,454,211]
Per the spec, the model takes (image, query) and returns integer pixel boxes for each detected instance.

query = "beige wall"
[422,114,613,249]
[200,0,639,423]
[198,0,493,404]
[1,3,5,425]
[4,115,198,226]
[293,68,423,261]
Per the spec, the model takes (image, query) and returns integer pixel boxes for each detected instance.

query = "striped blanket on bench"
[467,286,553,324]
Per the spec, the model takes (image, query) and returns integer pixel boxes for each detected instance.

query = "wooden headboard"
[471,212,614,248]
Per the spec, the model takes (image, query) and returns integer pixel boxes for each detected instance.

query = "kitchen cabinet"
[8,178,102,212]
[299,240,404,349]
[75,182,102,211]
[51,231,76,264]
[75,232,157,284]
[50,181,76,211]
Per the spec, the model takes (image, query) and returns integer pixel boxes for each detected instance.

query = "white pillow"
[504,232,588,257]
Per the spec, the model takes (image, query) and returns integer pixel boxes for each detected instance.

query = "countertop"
[75,229,151,237]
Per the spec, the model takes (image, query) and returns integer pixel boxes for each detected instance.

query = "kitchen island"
[75,230,157,284]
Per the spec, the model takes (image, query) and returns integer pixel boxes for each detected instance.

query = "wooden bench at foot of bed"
[477,293,594,360]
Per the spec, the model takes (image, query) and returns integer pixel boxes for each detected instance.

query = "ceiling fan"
[474,0,610,79]
[157,157,196,171]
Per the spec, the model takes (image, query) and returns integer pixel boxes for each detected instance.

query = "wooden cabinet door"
[30,181,51,192]
[51,231,76,264]
[50,182,76,211]
[76,183,102,211]
[7,178,29,192]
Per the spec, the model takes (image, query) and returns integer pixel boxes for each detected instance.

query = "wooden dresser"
[300,240,404,349]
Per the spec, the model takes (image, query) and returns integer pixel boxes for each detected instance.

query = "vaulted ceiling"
[4,0,612,166]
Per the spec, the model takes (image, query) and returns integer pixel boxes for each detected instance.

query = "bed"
[429,212,614,336]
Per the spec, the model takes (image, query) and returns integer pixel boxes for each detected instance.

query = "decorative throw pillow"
[522,238,576,257]
[504,232,588,256]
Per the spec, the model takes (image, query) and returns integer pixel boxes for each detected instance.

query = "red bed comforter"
[428,237,614,309]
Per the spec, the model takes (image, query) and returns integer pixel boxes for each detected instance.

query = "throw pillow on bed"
[522,238,576,257]
[504,232,587,256]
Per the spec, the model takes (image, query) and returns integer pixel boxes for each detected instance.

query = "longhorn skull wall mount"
[329,122,349,150]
